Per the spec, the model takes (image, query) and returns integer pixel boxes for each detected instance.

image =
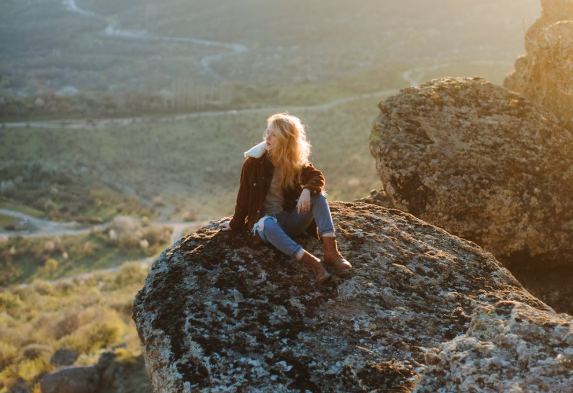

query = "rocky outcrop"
[133,202,573,392]
[369,77,573,270]
[504,0,573,130]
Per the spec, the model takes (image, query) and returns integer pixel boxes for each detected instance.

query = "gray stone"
[40,366,99,393]
[133,202,573,392]
[57,86,78,97]
[50,348,79,366]
[369,77,573,268]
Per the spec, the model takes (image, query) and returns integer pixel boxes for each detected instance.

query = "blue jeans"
[256,193,335,258]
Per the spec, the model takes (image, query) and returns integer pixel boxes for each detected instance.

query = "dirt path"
[2,58,514,130]
[0,208,100,238]
[62,0,246,81]
[2,88,398,130]
[0,207,205,244]
[3,206,207,289]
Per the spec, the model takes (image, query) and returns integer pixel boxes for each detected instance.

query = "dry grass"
[0,262,151,393]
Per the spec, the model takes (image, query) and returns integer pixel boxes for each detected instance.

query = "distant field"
[0,201,44,218]
[0,58,524,221]
[0,214,16,228]
[0,263,153,393]
[0,0,539,104]
[0,95,382,218]
[1,226,170,285]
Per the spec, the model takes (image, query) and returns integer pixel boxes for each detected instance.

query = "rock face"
[504,0,573,131]
[369,77,573,267]
[132,202,573,392]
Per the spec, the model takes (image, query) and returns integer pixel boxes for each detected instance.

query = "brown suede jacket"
[229,142,325,233]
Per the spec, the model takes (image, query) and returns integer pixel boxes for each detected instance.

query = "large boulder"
[504,0,573,131]
[369,77,573,268]
[132,202,573,392]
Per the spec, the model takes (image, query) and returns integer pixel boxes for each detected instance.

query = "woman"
[219,112,352,284]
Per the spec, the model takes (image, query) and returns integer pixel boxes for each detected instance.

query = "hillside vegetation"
[0,263,151,393]
[0,0,539,119]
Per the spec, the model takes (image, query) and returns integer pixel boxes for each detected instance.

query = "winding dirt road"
[0,207,205,247]
[1,206,206,288]
[2,58,513,130]
[0,208,98,238]
[62,0,246,81]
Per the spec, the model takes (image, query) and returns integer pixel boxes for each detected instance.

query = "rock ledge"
[133,202,573,392]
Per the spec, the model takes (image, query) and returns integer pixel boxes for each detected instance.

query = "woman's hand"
[297,188,311,214]
[219,221,232,231]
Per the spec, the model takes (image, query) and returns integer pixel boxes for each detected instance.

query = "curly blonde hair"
[264,112,311,190]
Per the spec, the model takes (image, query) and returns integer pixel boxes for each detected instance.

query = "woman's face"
[265,123,279,151]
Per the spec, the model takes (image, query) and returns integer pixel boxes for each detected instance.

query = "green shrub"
[50,310,82,340]
[20,343,52,361]
[16,357,51,382]
[29,280,54,296]
[44,199,59,219]
[0,324,29,352]
[0,257,20,286]
[0,366,18,391]
[43,258,58,278]
[0,292,23,316]
[109,298,134,318]
[0,342,18,370]
[112,263,148,289]
[77,287,103,308]
[57,317,125,354]
[66,239,98,260]
[141,226,169,246]
[182,211,197,221]
[114,346,139,366]
[54,280,76,296]
[0,251,151,392]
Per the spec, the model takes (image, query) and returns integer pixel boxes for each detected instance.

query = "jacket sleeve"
[229,159,250,231]
[301,163,325,196]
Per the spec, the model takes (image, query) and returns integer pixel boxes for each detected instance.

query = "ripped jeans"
[254,193,335,258]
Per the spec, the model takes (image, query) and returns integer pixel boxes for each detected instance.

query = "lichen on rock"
[418,301,573,392]
[133,202,572,392]
[369,77,573,268]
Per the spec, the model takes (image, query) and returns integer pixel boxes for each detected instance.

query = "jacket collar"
[244,141,267,158]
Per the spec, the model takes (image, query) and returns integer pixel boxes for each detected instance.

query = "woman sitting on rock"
[219,112,352,284]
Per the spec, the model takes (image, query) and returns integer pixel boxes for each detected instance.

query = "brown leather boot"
[323,236,352,274]
[299,250,331,284]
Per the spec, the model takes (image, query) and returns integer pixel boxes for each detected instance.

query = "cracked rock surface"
[133,202,572,392]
